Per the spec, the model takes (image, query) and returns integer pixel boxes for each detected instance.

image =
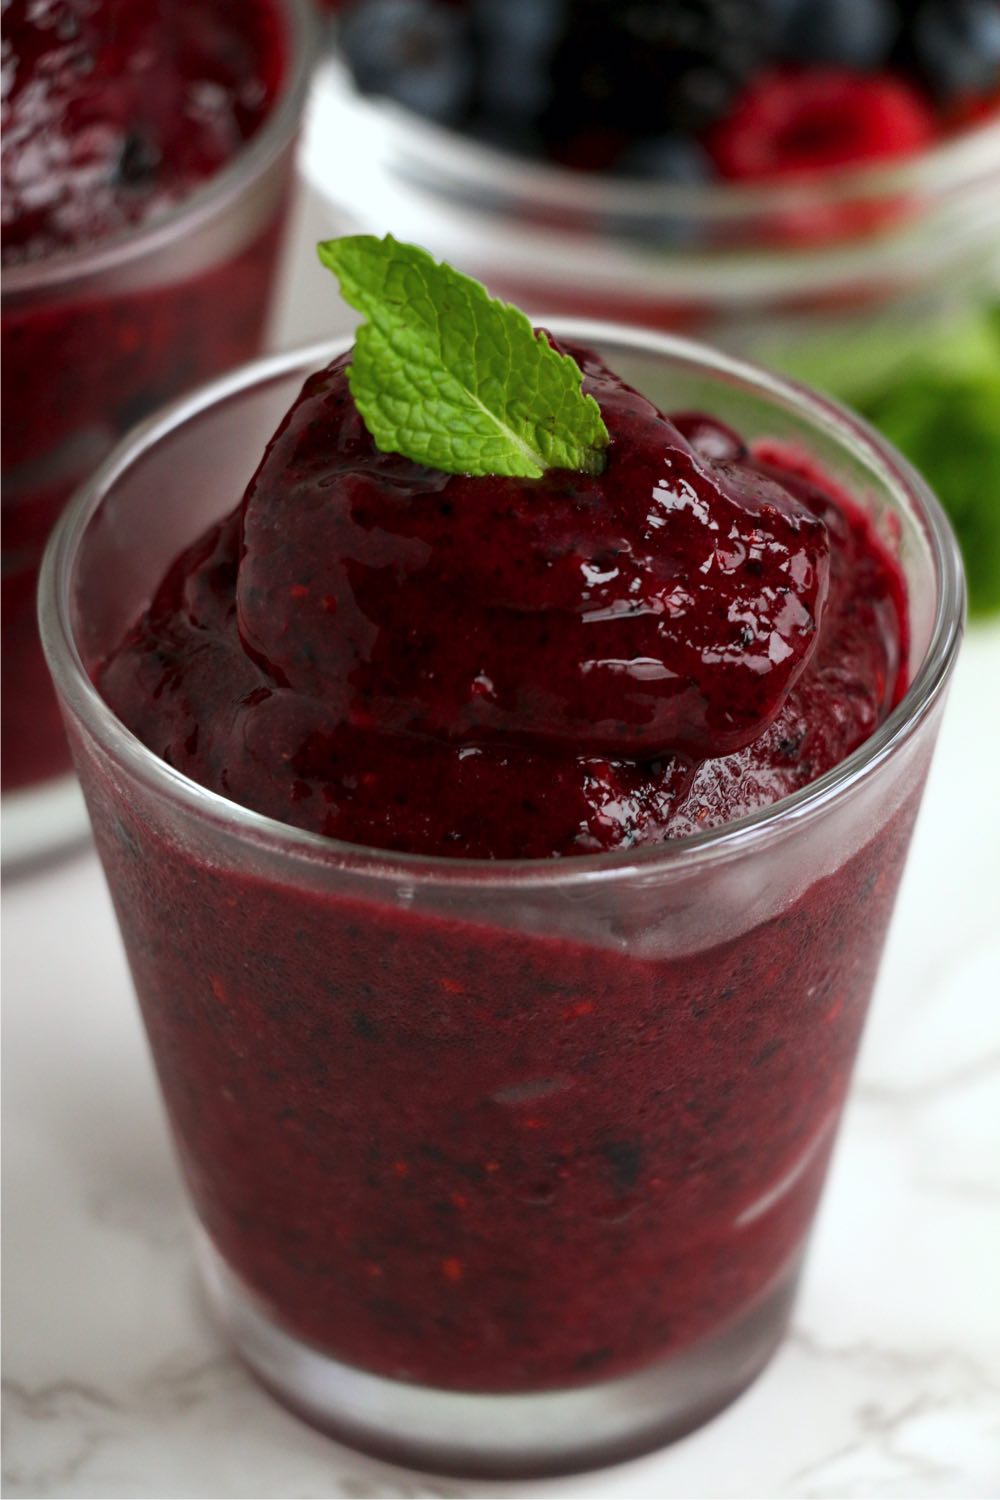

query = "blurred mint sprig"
[768,304,1000,617]
[853,307,1000,618]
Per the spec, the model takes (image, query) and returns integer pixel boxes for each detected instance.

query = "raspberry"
[707,68,936,180]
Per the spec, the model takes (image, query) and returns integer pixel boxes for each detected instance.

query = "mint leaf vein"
[317,234,609,479]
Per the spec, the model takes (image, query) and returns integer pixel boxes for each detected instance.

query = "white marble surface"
[4,617,999,1499]
[4,126,1000,1494]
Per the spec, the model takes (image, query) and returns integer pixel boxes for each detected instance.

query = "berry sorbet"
[1,0,308,807]
[41,313,964,1471]
[102,342,907,856]
[91,338,915,1398]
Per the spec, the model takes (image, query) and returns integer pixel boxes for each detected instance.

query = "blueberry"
[116,128,162,190]
[778,0,899,69]
[606,137,712,247]
[471,0,564,128]
[339,0,473,125]
[473,0,565,63]
[908,0,1000,100]
[613,135,712,184]
[743,0,802,46]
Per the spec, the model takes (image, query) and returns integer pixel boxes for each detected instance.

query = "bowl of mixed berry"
[337,0,1000,186]
[308,0,1000,616]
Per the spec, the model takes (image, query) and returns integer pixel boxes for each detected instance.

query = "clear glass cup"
[39,324,963,1477]
[1,0,316,870]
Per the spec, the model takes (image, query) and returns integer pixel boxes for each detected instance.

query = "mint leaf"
[317,234,609,479]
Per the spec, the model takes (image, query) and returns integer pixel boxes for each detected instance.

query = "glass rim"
[330,58,1000,221]
[39,321,965,892]
[1,0,317,298]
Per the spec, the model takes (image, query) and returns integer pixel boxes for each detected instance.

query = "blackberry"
[469,0,564,131]
[539,0,768,159]
[606,136,711,246]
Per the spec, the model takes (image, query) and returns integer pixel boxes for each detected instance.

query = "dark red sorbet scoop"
[237,343,830,762]
[101,338,905,859]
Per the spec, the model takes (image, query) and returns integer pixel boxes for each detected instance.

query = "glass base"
[1,773,89,873]
[197,1230,801,1478]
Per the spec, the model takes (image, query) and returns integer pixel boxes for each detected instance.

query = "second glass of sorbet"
[39,325,963,1476]
[1,0,315,866]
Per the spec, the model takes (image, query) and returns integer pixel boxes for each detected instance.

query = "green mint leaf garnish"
[316,234,609,479]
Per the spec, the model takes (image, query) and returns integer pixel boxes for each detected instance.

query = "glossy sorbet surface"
[0,0,284,266]
[100,342,908,857]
